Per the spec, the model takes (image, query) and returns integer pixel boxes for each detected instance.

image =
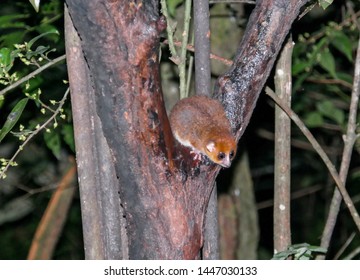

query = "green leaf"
[318,48,337,78]
[44,131,61,159]
[0,98,28,143]
[292,60,310,75]
[61,124,75,152]
[29,0,41,13]
[0,31,27,49]
[0,14,28,28]
[317,100,345,125]
[319,0,333,9]
[317,100,334,116]
[25,45,50,59]
[0,48,12,66]
[305,111,324,127]
[331,109,345,125]
[307,246,327,253]
[27,30,59,51]
[35,24,60,43]
[330,31,353,62]
[167,0,183,17]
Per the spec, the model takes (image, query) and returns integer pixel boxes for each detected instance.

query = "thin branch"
[319,30,360,258]
[160,0,178,58]
[163,39,233,66]
[343,246,360,260]
[257,128,341,156]
[306,78,353,90]
[265,87,360,233]
[193,0,219,259]
[179,0,192,99]
[273,37,293,253]
[193,0,211,96]
[0,54,66,97]
[257,184,323,210]
[333,232,356,260]
[346,1,360,30]
[0,88,70,179]
[301,10,360,44]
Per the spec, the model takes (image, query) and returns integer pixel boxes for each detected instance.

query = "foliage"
[275,2,360,259]
[292,17,357,128]
[272,243,327,260]
[0,0,81,259]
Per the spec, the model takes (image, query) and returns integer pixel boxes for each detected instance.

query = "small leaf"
[29,0,41,13]
[44,131,61,159]
[27,30,59,51]
[305,111,324,127]
[61,124,75,152]
[318,48,337,78]
[0,32,26,49]
[0,98,28,143]
[331,109,345,125]
[0,48,11,66]
[317,100,344,125]
[319,0,333,10]
[167,0,184,17]
[331,31,353,62]
[307,246,327,253]
[25,45,50,59]
[0,14,28,29]
[317,100,334,116]
[292,60,310,75]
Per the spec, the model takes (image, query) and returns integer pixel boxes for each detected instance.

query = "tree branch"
[64,5,127,259]
[193,0,219,260]
[273,37,293,253]
[214,0,310,138]
[265,87,360,233]
[193,0,211,96]
[0,54,66,97]
[319,30,360,258]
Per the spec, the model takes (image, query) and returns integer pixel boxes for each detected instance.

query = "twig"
[160,0,178,58]
[346,1,360,30]
[257,184,323,210]
[163,39,233,66]
[334,232,356,260]
[343,246,360,260]
[0,54,66,97]
[306,78,353,90]
[186,35,194,96]
[0,88,70,179]
[265,87,360,233]
[179,0,192,99]
[194,0,211,96]
[301,10,360,44]
[319,30,360,258]
[257,128,341,156]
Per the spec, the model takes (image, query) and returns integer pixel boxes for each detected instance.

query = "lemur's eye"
[217,152,225,160]
[229,150,235,159]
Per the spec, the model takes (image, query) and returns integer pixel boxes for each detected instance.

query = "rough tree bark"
[65,0,309,259]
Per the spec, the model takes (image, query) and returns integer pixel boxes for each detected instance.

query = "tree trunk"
[65,0,309,259]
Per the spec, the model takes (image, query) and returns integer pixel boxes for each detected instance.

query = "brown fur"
[169,96,237,168]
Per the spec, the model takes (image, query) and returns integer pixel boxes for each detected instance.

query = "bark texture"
[215,0,309,139]
[66,0,218,259]
[65,7,127,259]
